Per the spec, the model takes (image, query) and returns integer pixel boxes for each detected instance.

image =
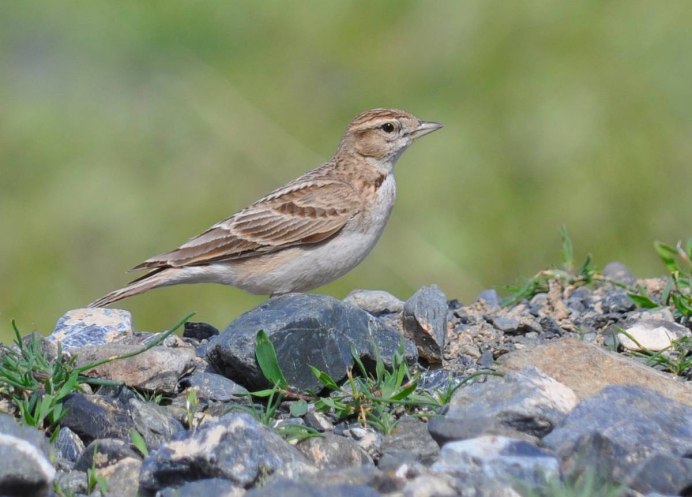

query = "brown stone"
[497,337,692,406]
[76,342,196,393]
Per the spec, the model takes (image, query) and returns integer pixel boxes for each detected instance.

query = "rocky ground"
[0,258,691,497]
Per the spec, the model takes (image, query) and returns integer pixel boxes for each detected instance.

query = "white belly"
[168,175,397,295]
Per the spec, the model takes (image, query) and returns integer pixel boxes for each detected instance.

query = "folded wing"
[133,179,361,269]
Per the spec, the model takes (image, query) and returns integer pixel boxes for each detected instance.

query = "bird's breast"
[351,174,397,236]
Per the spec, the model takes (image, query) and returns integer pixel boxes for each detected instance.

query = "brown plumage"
[89,108,442,307]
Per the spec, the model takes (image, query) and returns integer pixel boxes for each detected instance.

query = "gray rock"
[600,289,635,313]
[402,285,448,365]
[181,370,248,402]
[432,435,559,490]
[96,456,142,497]
[490,316,521,333]
[245,480,382,497]
[304,410,334,432]
[0,414,55,497]
[566,287,593,313]
[475,289,501,308]
[183,321,220,340]
[379,417,440,470]
[129,398,185,450]
[207,294,417,391]
[543,385,692,495]
[628,453,692,495]
[75,339,196,394]
[72,440,143,496]
[603,261,637,286]
[54,427,85,463]
[404,466,521,497]
[418,368,464,392]
[529,293,549,313]
[344,426,382,459]
[292,465,399,493]
[74,438,140,472]
[60,393,133,444]
[74,440,143,497]
[428,368,578,445]
[157,478,244,497]
[53,471,88,496]
[344,289,404,315]
[627,307,675,323]
[49,307,133,351]
[400,471,463,497]
[139,412,315,492]
[296,433,372,469]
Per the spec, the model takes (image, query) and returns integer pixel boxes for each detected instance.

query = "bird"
[89,108,442,307]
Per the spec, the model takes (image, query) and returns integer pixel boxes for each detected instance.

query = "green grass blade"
[309,365,339,390]
[254,330,287,388]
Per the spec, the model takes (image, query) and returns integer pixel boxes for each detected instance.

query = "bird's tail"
[88,268,169,308]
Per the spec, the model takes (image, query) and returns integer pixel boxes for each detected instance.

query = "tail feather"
[88,268,169,308]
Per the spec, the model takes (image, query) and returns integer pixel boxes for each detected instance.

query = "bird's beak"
[411,120,443,140]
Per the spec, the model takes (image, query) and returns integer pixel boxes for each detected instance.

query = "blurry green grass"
[1,1,691,340]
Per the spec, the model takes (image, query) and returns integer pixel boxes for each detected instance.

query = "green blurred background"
[1,1,691,341]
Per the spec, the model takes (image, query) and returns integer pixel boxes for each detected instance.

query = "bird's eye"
[381,122,396,133]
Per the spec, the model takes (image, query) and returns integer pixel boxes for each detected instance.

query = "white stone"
[617,320,686,351]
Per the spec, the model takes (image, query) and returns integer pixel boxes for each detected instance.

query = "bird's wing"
[132,179,361,269]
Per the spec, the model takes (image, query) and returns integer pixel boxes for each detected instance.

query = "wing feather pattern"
[132,179,361,270]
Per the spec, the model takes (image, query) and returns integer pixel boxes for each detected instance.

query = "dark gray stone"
[296,433,372,469]
[304,410,334,432]
[428,415,536,448]
[74,438,140,471]
[603,261,637,286]
[378,417,440,470]
[402,285,447,365]
[428,368,578,444]
[245,480,382,497]
[139,412,315,492]
[207,294,416,391]
[543,385,692,495]
[53,471,88,496]
[54,427,85,463]
[156,478,243,497]
[343,426,382,459]
[0,414,54,497]
[129,398,185,450]
[105,457,143,497]
[432,435,559,489]
[627,452,692,495]
[0,413,51,454]
[566,286,593,312]
[538,316,563,337]
[183,321,220,340]
[601,290,636,313]
[181,370,248,402]
[475,289,501,308]
[528,293,549,314]
[60,393,133,444]
[70,440,144,496]
[417,368,461,392]
[490,316,521,333]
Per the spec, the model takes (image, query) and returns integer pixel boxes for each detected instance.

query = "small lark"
[89,108,442,307]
